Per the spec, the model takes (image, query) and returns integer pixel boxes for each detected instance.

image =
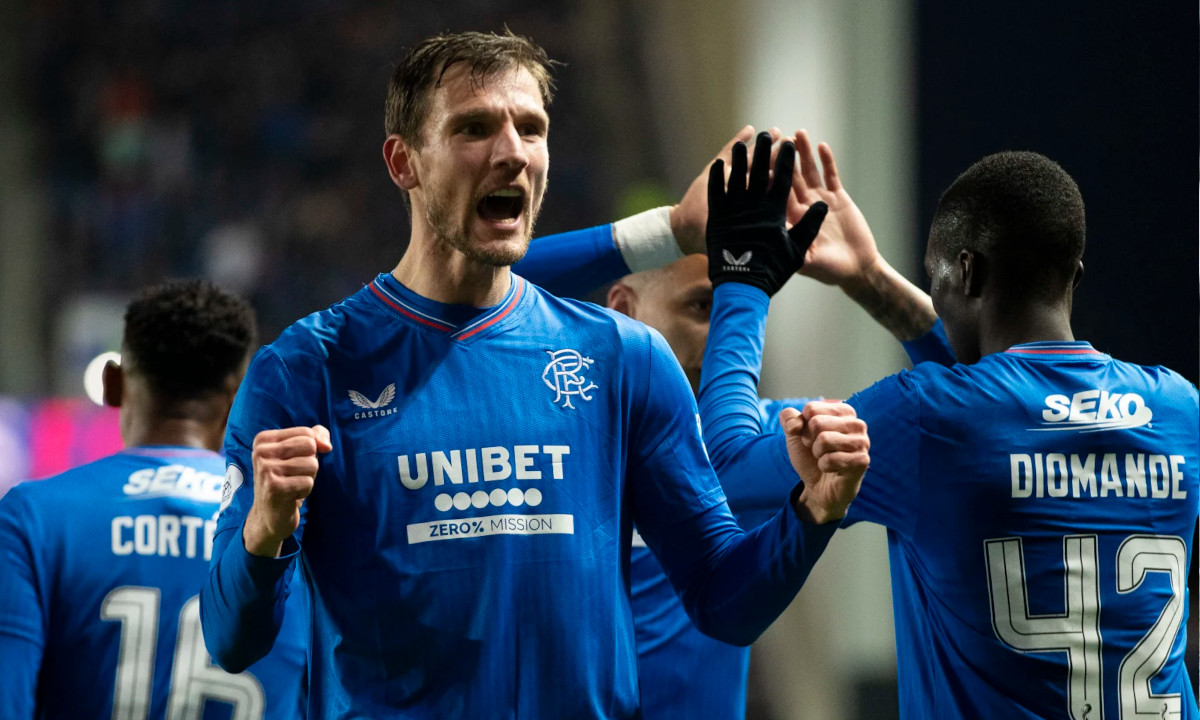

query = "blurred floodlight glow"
[84,352,121,406]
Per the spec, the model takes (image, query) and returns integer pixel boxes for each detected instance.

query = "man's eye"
[461,122,485,136]
[518,123,545,137]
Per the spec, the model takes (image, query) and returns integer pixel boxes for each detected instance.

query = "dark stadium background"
[0,1,1194,717]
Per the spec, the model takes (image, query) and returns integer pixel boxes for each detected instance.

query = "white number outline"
[985,535,1103,720]
[102,586,160,720]
[1115,535,1186,719]
[985,534,1189,720]
[101,587,265,720]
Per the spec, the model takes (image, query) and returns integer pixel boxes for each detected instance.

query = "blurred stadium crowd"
[26,0,645,341]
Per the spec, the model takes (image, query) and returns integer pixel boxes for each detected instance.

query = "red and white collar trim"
[370,275,525,341]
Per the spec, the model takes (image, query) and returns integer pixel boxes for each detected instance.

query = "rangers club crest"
[542,349,597,409]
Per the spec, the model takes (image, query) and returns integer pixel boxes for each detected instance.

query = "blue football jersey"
[521,225,800,718]
[631,395,816,720]
[845,341,1199,720]
[706,282,1198,719]
[202,271,838,719]
[0,447,307,720]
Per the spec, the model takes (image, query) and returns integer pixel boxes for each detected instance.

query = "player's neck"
[392,237,511,307]
[980,304,1075,356]
[122,413,224,452]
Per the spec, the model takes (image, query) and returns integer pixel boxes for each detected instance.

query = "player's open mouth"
[477,188,524,223]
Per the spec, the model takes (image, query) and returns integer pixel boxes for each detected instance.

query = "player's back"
[0,447,306,720]
[850,341,1198,719]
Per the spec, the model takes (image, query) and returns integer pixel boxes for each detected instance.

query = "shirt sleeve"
[0,488,44,720]
[842,371,923,539]
[511,225,629,297]
[900,318,955,367]
[200,346,305,673]
[626,326,838,646]
[697,283,816,516]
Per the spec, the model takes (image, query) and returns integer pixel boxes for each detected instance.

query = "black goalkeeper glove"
[706,132,828,296]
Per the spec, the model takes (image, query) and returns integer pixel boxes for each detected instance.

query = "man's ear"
[606,282,637,319]
[960,249,986,299]
[101,360,123,408]
[1072,260,1085,289]
[383,135,419,191]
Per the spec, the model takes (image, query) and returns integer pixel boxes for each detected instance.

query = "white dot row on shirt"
[434,488,544,512]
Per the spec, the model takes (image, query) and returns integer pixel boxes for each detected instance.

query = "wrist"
[242,509,286,558]
[668,204,705,256]
[791,488,848,525]
[839,256,937,342]
[613,206,683,273]
[837,254,890,300]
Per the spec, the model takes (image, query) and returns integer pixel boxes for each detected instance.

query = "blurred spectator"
[26,0,659,363]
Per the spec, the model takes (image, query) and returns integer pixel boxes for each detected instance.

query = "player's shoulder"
[0,453,132,527]
[1122,360,1198,399]
[524,280,662,352]
[260,281,383,366]
[273,284,375,349]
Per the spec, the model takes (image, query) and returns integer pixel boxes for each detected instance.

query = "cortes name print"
[397,444,572,490]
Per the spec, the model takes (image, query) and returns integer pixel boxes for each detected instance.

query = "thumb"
[787,201,828,261]
[779,407,803,435]
[312,425,333,453]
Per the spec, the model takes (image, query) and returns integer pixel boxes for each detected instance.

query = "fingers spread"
[818,142,841,192]
[794,129,823,190]
[770,141,796,206]
[727,142,748,201]
[708,159,727,211]
[788,202,827,258]
[718,125,756,162]
[747,132,774,196]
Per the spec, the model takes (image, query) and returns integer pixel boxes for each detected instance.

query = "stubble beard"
[424,187,543,267]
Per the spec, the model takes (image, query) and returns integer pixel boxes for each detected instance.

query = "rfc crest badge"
[543,349,597,409]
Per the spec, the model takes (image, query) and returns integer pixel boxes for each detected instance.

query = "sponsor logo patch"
[1031,390,1153,433]
[219,465,244,512]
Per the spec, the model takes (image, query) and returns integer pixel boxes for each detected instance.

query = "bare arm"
[787,130,937,342]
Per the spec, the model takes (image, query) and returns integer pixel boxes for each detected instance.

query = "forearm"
[716,431,804,516]
[512,225,629,297]
[200,524,298,673]
[659,502,837,646]
[698,283,773,468]
[513,208,685,298]
[840,257,937,342]
[0,634,40,719]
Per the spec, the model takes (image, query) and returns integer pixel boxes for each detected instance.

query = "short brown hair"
[384,30,557,147]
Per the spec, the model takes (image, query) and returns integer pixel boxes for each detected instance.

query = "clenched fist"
[781,401,870,524]
[243,425,332,557]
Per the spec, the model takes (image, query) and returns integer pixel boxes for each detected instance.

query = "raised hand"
[786,130,881,288]
[706,131,828,297]
[669,125,781,255]
[243,425,332,557]
[781,401,870,524]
